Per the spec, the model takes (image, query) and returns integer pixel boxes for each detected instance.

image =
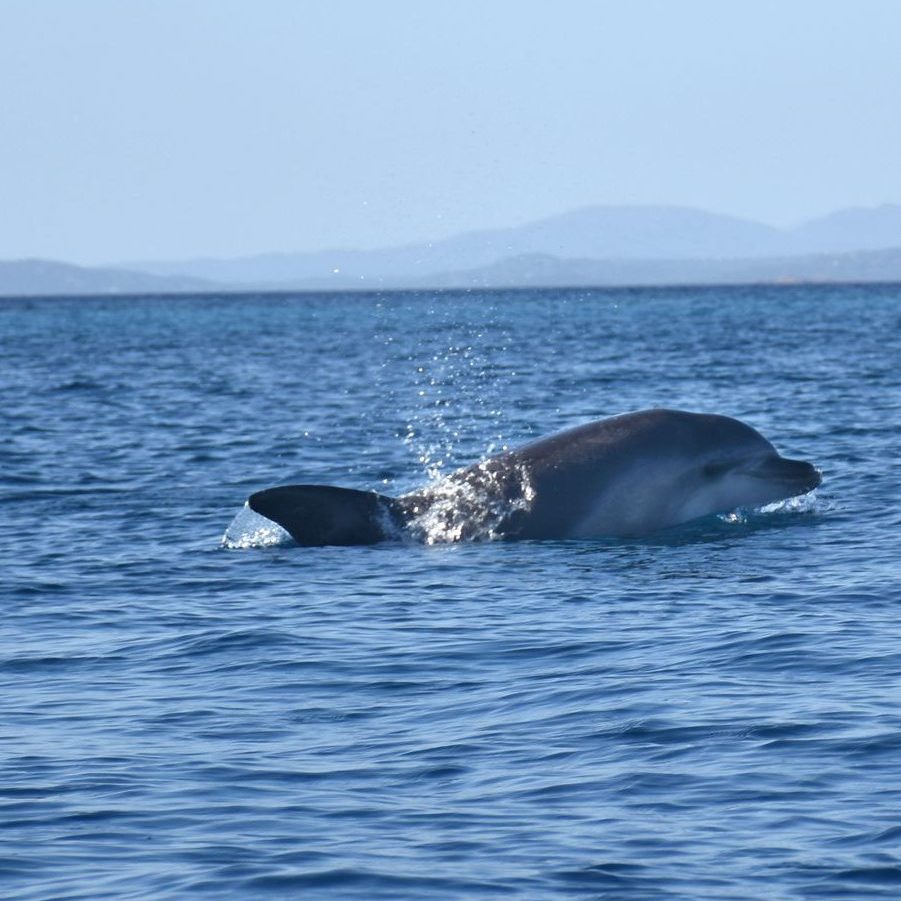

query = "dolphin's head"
[678,412,821,520]
[554,410,822,537]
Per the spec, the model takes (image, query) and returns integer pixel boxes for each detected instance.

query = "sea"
[2,284,901,899]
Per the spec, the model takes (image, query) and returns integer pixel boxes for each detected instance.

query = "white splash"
[221,503,292,549]
[404,460,535,545]
[717,489,825,526]
[758,490,824,515]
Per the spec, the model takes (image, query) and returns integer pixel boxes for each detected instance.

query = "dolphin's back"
[497,412,664,537]
[248,485,402,546]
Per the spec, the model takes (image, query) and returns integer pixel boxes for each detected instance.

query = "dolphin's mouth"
[750,455,821,494]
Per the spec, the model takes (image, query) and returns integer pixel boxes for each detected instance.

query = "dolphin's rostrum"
[247,409,821,546]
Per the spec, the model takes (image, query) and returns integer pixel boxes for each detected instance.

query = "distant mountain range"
[121,203,901,285]
[422,247,901,289]
[0,259,214,297]
[6,204,901,296]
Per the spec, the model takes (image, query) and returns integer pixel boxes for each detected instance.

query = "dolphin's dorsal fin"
[248,485,403,546]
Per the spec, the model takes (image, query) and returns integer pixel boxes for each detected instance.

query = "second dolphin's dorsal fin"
[248,484,404,546]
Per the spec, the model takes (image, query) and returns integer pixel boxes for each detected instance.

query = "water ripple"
[2,286,901,899]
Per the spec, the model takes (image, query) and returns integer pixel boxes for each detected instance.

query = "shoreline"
[2,278,901,302]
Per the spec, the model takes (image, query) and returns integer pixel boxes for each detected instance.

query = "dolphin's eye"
[703,461,729,478]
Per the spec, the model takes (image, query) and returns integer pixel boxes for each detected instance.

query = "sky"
[2,0,901,264]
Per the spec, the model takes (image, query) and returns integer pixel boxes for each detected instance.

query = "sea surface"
[2,284,901,899]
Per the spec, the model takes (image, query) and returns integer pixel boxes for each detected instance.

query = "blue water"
[2,285,901,899]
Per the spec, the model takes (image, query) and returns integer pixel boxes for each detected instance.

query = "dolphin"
[246,409,821,546]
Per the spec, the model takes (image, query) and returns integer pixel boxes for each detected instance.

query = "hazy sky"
[3,0,901,263]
